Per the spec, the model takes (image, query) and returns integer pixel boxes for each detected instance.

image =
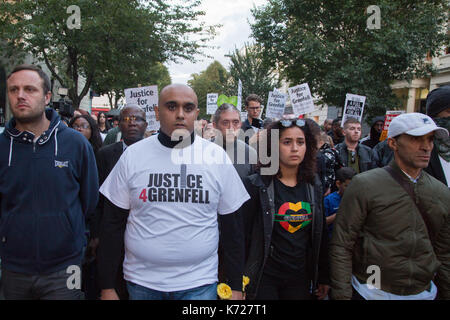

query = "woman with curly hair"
[240,118,329,300]
[69,114,103,155]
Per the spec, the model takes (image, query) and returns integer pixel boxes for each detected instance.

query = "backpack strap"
[383,166,435,242]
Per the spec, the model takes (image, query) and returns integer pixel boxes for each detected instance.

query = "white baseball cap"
[388,112,448,139]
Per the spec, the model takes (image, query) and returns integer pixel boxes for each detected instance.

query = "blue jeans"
[126,281,217,300]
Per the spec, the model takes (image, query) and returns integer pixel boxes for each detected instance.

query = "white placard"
[237,79,242,112]
[266,91,287,119]
[124,85,159,131]
[342,93,366,126]
[206,93,219,115]
[288,83,315,116]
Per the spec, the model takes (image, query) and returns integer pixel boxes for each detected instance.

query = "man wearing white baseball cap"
[330,112,450,300]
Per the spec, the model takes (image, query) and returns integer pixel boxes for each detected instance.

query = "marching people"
[330,113,450,300]
[240,118,329,300]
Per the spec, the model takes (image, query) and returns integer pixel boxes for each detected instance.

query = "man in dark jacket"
[335,118,375,173]
[424,85,450,187]
[0,64,99,299]
[330,113,449,300]
[361,116,384,149]
[241,94,263,144]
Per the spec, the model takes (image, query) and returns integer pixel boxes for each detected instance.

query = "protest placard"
[379,110,405,141]
[342,93,366,126]
[124,85,159,131]
[288,83,315,116]
[266,91,287,119]
[206,93,219,115]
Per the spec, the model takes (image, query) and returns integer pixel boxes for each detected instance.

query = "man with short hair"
[424,85,450,187]
[335,118,374,173]
[0,64,99,300]
[323,119,333,133]
[212,103,257,180]
[241,94,263,141]
[330,112,450,300]
[87,105,148,299]
[98,84,249,300]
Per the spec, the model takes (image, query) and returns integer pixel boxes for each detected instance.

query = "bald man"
[98,84,249,300]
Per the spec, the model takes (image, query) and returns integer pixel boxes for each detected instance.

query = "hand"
[231,290,244,300]
[101,289,120,300]
[315,284,330,300]
[86,238,100,260]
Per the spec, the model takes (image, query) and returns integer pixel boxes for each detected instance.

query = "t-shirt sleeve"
[217,157,250,215]
[99,150,130,210]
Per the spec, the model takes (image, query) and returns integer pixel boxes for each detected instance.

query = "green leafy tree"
[226,43,281,116]
[251,0,449,120]
[0,0,215,109]
[188,60,230,120]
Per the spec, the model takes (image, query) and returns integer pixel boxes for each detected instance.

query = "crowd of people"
[0,64,449,301]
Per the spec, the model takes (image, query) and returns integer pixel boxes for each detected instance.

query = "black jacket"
[242,118,263,132]
[424,146,448,186]
[240,173,329,300]
[335,141,375,173]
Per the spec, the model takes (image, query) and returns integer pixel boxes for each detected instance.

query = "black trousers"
[255,272,312,300]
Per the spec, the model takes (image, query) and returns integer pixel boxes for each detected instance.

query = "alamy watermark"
[66,265,81,290]
[366,5,381,30]
[66,5,81,30]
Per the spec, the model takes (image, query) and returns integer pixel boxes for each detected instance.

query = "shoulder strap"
[383,166,435,242]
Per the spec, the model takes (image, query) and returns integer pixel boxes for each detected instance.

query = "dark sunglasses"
[280,119,305,128]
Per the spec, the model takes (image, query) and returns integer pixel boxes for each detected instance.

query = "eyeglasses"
[280,119,305,128]
[72,124,90,130]
[121,116,146,123]
[247,107,261,110]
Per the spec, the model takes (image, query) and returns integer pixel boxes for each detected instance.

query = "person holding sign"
[335,118,375,174]
[98,84,249,300]
[240,118,329,300]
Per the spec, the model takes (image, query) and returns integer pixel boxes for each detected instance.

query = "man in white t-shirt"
[98,84,250,300]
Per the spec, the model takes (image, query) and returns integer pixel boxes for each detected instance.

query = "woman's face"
[99,113,106,124]
[72,117,92,140]
[279,126,306,169]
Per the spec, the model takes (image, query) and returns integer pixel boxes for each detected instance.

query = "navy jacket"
[0,108,99,274]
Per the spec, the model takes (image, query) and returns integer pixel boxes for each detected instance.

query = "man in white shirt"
[98,84,249,300]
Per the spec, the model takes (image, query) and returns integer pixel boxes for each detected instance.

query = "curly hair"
[257,118,319,184]
[69,114,103,154]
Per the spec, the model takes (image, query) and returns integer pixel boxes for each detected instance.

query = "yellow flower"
[242,276,250,291]
[217,283,232,300]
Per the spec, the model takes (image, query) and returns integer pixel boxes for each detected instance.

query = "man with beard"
[0,64,98,299]
[361,116,385,149]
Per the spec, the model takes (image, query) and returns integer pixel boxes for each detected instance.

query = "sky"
[167,0,267,85]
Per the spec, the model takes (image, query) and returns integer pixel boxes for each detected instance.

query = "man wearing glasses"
[335,118,375,174]
[242,94,264,143]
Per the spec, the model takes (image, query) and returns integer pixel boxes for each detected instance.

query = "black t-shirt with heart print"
[263,178,312,281]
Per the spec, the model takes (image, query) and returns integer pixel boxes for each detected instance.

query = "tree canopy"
[0,0,215,109]
[251,0,449,119]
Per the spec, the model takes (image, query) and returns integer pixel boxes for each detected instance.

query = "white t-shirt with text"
[100,135,250,292]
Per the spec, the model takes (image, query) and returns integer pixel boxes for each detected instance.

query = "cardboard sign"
[266,91,287,119]
[342,93,366,126]
[206,93,219,115]
[379,110,405,141]
[288,83,315,116]
[124,85,159,131]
